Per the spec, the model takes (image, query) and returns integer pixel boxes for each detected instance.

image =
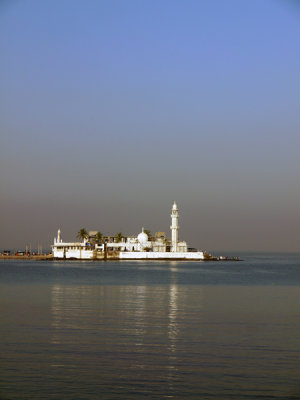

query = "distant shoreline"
[0,254,53,260]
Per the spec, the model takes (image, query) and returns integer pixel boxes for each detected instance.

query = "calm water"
[1,254,300,399]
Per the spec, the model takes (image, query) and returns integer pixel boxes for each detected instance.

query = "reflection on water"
[49,276,204,399]
[51,284,98,344]
[50,281,195,369]
[168,284,178,350]
[2,257,300,399]
[48,280,209,399]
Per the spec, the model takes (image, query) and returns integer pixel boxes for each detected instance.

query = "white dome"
[137,229,148,244]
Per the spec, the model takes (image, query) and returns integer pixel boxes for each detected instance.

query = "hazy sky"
[1,0,300,252]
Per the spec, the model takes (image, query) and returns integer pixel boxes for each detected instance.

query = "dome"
[137,228,148,245]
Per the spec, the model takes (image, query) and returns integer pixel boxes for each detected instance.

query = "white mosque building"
[52,202,204,260]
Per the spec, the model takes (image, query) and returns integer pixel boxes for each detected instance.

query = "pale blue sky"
[1,0,300,251]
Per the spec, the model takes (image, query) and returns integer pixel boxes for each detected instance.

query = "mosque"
[52,202,204,260]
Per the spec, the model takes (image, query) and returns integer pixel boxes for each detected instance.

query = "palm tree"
[144,229,152,241]
[114,232,123,243]
[94,231,103,244]
[77,228,88,242]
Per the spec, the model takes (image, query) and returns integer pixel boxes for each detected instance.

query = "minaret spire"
[57,228,61,243]
[170,202,179,252]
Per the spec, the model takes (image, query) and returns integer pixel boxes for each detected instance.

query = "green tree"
[77,228,88,242]
[115,232,124,242]
[163,237,169,245]
[144,229,152,241]
[94,232,103,244]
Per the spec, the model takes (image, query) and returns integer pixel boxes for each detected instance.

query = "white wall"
[119,251,204,260]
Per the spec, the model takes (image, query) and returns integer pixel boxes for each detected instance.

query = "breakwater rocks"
[204,253,242,261]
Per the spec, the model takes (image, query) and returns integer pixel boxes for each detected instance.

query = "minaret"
[170,202,179,252]
[57,228,61,243]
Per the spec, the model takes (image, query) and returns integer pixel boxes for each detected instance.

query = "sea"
[1,253,300,400]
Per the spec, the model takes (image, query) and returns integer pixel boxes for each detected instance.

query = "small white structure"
[52,230,96,259]
[52,202,204,260]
